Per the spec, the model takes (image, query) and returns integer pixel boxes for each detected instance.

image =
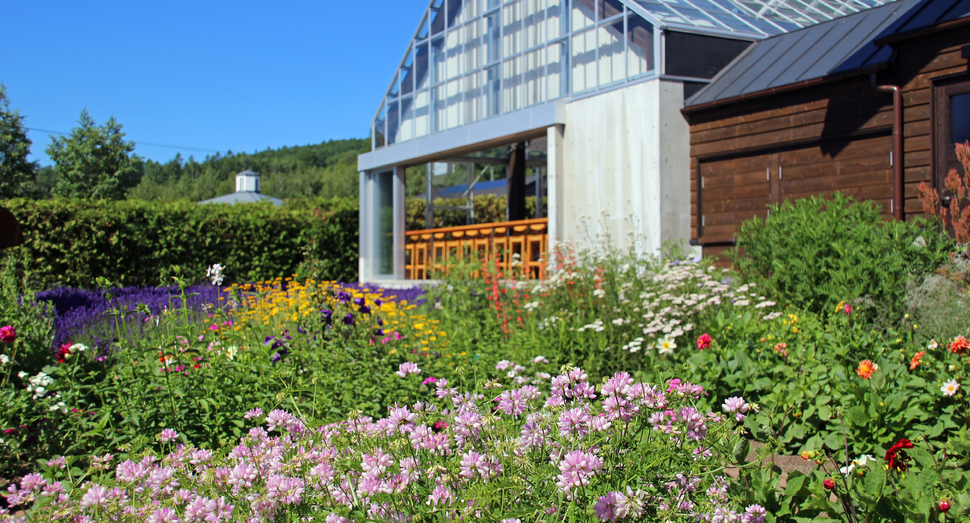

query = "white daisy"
[942,379,960,396]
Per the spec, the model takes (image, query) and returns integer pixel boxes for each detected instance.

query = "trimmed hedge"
[1,198,359,289]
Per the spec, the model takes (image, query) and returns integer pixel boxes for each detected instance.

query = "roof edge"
[681,63,886,114]
[873,14,970,45]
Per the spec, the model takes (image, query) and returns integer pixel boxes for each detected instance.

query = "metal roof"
[198,192,285,207]
[685,0,969,108]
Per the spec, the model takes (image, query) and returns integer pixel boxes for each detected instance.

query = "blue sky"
[1,1,425,166]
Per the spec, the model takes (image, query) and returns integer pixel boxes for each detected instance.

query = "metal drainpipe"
[871,74,904,221]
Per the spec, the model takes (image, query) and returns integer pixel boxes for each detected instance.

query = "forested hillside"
[128,138,368,201]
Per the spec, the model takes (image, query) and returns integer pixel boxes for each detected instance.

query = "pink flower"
[396,361,421,378]
[666,378,681,392]
[0,325,15,344]
[157,429,178,443]
[421,377,437,386]
[594,492,623,522]
[696,333,713,350]
[843,303,852,315]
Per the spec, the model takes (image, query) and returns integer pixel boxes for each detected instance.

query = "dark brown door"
[698,152,773,242]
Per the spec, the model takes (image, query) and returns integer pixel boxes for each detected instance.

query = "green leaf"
[863,461,886,498]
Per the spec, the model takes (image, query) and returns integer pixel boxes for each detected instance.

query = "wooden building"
[682,0,970,259]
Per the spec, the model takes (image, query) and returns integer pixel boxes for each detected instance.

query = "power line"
[26,127,220,154]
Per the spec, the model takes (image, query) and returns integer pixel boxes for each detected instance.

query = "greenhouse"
[357,0,900,282]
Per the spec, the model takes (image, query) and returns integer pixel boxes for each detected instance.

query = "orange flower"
[857,360,878,379]
[910,351,925,370]
[949,336,970,355]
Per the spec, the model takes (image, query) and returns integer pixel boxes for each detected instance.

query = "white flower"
[840,454,876,475]
[225,346,239,360]
[656,337,677,355]
[928,339,939,350]
[942,379,960,396]
[592,289,606,299]
[206,263,226,286]
[69,343,89,352]
[0,354,8,365]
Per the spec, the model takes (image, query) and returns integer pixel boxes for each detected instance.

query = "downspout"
[871,74,903,221]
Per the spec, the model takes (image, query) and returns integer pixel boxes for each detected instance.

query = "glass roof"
[369,0,897,152]
[623,0,899,36]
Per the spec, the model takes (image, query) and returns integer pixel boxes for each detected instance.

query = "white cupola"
[235,170,261,193]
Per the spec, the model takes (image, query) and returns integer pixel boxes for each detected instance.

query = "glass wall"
[374,171,395,276]
[373,0,661,148]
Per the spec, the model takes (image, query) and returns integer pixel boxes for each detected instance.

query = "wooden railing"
[405,218,548,280]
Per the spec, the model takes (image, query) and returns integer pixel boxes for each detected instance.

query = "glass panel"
[664,31,750,78]
[598,0,624,20]
[446,78,464,129]
[670,5,723,28]
[486,12,501,63]
[373,102,386,148]
[503,56,523,112]
[446,27,465,79]
[374,171,395,276]
[547,0,567,39]
[387,100,400,145]
[633,0,689,25]
[953,93,970,146]
[448,0,464,27]
[547,40,567,99]
[626,15,654,77]
[465,72,484,123]
[414,90,431,138]
[504,1,524,57]
[465,19,483,70]
[598,21,624,86]
[571,29,596,93]
[465,0,482,19]
[572,0,595,30]
[400,95,415,142]
[401,46,415,95]
[388,72,400,99]
[416,42,431,91]
[432,37,446,84]
[431,1,446,34]
[486,65,501,116]
[433,86,446,132]
[488,0,501,9]
[524,0,546,49]
[523,48,546,107]
[418,13,430,40]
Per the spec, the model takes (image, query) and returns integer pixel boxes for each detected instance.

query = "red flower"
[823,478,836,490]
[55,342,73,363]
[697,333,713,350]
[885,438,914,471]
[949,336,970,355]
[939,499,951,513]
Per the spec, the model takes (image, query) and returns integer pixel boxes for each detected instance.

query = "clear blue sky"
[1,1,425,166]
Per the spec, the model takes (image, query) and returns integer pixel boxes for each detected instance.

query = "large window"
[934,77,970,201]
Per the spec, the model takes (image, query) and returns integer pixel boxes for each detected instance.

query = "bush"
[731,193,950,324]
[0,197,359,289]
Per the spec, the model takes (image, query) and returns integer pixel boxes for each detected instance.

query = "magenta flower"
[157,429,178,443]
[0,325,15,344]
[421,376,437,386]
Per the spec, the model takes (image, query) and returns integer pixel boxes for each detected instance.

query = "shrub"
[731,193,949,323]
[0,197,359,289]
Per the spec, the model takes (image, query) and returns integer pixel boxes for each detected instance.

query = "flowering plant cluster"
[1,368,767,523]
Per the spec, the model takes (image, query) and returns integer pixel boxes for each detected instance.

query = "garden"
[2,162,970,521]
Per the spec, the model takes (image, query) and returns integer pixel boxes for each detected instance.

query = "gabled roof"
[684,0,926,109]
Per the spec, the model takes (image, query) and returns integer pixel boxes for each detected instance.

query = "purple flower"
[337,291,351,303]
[342,313,355,325]
[556,450,604,495]
[321,309,334,323]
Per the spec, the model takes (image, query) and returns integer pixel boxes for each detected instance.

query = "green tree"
[0,84,39,199]
[48,110,141,200]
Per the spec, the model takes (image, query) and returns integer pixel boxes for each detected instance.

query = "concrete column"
[358,170,368,282]
[393,165,407,281]
[658,80,692,253]
[546,124,565,262]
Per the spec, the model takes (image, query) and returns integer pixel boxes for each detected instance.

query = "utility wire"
[26,127,220,154]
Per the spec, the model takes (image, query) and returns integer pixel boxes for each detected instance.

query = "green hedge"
[1,198,359,289]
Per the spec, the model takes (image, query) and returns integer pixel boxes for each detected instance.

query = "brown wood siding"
[688,28,970,241]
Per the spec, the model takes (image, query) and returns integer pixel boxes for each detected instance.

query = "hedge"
[1,198,359,289]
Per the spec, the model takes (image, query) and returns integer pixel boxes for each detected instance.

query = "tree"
[48,110,141,200]
[0,84,39,199]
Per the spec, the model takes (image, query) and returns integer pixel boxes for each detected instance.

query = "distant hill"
[127,138,369,202]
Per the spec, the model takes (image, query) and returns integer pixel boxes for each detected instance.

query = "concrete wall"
[558,79,691,255]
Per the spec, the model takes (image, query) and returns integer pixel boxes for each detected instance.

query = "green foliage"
[48,110,141,200]
[128,139,368,202]
[731,193,950,323]
[405,194,540,229]
[0,84,39,199]
[0,197,359,289]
